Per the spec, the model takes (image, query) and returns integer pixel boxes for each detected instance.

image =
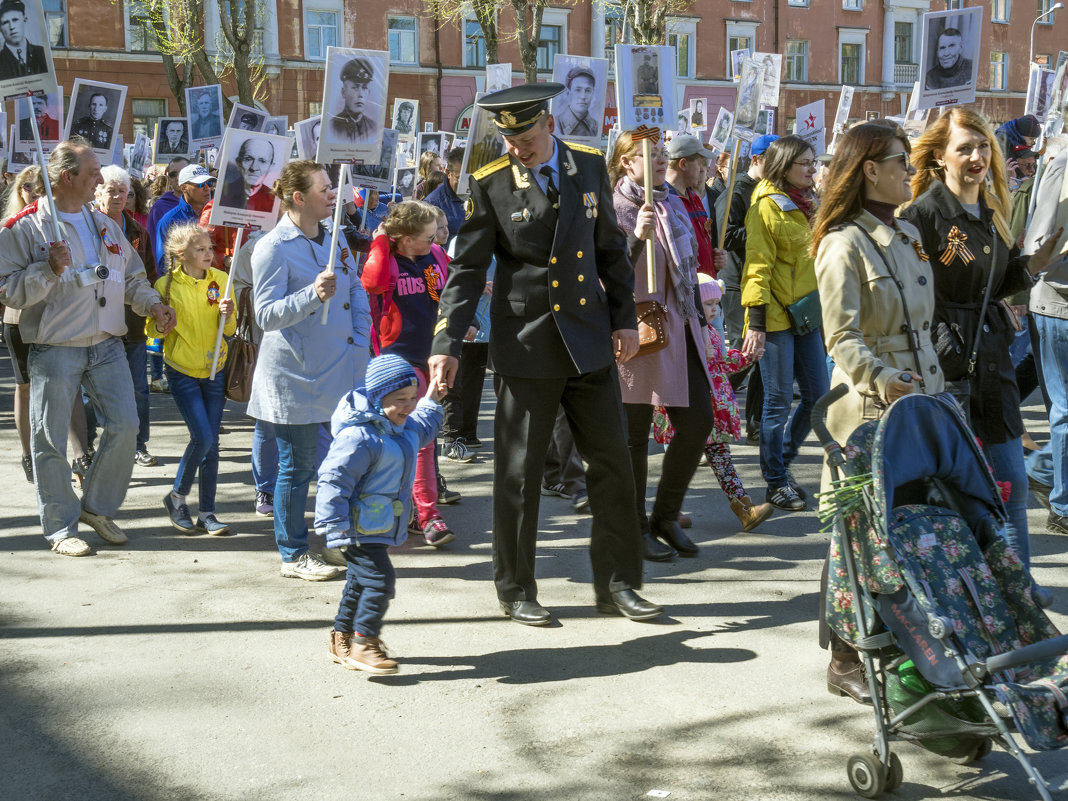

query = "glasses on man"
[875,151,912,170]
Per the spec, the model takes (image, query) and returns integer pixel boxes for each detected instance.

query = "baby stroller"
[813,388,1068,800]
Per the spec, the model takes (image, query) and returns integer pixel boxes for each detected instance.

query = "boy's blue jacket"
[315,388,442,548]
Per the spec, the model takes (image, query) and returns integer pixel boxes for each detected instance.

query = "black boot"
[651,517,698,557]
[642,531,675,562]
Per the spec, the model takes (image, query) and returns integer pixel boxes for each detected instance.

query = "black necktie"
[540,166,559,209]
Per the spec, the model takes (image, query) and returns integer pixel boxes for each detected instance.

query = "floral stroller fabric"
[816,391,1068,799]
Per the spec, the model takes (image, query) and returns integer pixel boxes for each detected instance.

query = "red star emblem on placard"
[804,113,817,130]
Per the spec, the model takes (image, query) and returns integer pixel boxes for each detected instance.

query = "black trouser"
[624,336,715,532]
[492,364,642,602]
[542,405,586,496]
[441,342,489,441]
[745,358,764,438]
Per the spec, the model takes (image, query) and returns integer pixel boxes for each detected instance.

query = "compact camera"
[74,264,110,288]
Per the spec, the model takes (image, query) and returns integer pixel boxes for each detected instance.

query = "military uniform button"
[552,280,559,287]
[580,298,586,305]
[577,274,584,282]
[577,251,583,258]
[550,257,558,264]
[553,304,560,311]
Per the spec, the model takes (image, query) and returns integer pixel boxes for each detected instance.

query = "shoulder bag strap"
[966,225,998,377]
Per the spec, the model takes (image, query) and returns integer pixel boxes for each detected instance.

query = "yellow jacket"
[740,179,818,333]
[147,267,236,378]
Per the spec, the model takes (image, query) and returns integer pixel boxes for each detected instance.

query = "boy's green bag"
[353,495,404,536]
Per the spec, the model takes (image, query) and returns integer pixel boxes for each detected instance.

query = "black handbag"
[770,287,822,336]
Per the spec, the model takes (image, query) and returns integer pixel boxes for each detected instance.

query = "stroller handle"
[984,634,1068,676]
[812,384,850,449]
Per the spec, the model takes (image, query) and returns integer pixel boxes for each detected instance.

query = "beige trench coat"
[815,210,945,488]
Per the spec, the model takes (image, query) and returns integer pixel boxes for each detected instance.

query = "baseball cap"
[750,134,779,157]
[178,164,213,186]
[1013,144,1037,160]
[665,132,714,160]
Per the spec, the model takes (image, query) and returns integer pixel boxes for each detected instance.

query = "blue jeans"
[125,341,150,450]
[274,421,329,562]
[982,437,1030,568]
[149,350,163,381]
[334,543,395,637]
[1028,313,1068,517]
[28,338,137,543]
[166,366,226,512]
[252,418,279,494]
[758,328,829,487]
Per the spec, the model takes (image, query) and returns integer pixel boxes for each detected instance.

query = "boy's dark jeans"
[334,543,395,638]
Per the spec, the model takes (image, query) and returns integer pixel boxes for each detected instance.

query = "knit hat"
[1015,115,1042,138]
[364,354,417,409]
[698,273,723,302]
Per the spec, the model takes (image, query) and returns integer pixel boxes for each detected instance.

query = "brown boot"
[729,495,774,531]
[328,630,361,670]
[348,634,399,675]
[827,655,872,704]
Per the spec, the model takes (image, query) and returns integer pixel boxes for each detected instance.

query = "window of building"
[603,4,626,73]
[131,98,166,140]
[785,40,808,81]
[990,51,1008,89]
[42,0,66,47]
[843,0,862,9]
[387,16,416,64]
[464,19,486,68]
[309,102,322,116]
[992,0,1010,22]
[306,11,338,61]
[841,42,862,83]
[220,0,264,56]
[1038,0,1057,21]
[788,0,810,7]
[537,24,562,71]
[667,18,697,79]
[125,1,159,52]
[894,21,913,63]
[946,0,963,8]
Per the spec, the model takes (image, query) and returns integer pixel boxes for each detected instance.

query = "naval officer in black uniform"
[429,83,662,626]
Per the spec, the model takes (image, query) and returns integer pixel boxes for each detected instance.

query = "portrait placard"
[756,108,775,136]
[903,82,929,137]
[185,84,224,150]
[64,78,127,160]
[391,98,418,140]
[676,107,691,133]
[1026,64,1055,120]
[129,131,150,178]
[550,54,608,147]
[226,103,266,132]
[688,99,708,135]
[351,127,398,191]
[0,0,58,101]
[734,59,766,133]
[393,165,417,199]
[263,115,288,137]
[10,122,35,165]
[730,49,751,82]
[293,115,321,160]
[208,129,289,232]
[833,85,855,134]
[16,85,60,147]
[707,108,734,152]
[153,116,192,162]
[917,6,983,110]
[317,46,389,165]
[417,131,444,160]
[752,53,782,107]
[457,92,506,196]
[793,99,826,157]
[485,63,512,93]
[614,44,675,132]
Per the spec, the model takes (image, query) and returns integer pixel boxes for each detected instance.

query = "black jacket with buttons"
[432,138,636,379]
[899,179,1033,444]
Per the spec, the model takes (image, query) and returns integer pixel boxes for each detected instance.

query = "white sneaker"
[280,552,343,581]
[51,536,91,557]
[78,510,128,545]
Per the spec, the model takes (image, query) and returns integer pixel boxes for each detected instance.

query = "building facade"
[43,0,1060,148]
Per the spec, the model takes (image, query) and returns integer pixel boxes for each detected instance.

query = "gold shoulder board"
[566,142,604,156]
[472,155,510,181]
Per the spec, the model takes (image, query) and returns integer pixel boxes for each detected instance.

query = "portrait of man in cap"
[71,90,115,150]
[220,135,277,212]
[0,0,47,80]
[329,55,377,144]
[635,53,658,94]
[555,65,598,138]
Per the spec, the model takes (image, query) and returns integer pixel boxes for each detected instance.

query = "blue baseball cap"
[750,134,779,157]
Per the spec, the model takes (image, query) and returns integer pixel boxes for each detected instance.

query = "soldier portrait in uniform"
[394,165,416,198]
[708,107,733,152]
[154,117,190,160]
[417,131,442,158]
[65,78,125,156]
[614,44,675,131]
[294,114,321,160]
[264,115,287,137]
[916,7,981,109]
[16,88,59,143]
[351,127,397,191]
[0,0,47,80]
[634,53,658,94]
[317,46,388,164]
[185,84,223,143]
[329,56,378,144]
[550,55,608,144]
[226,102,265,132]
[391,99,417,137]
[219,135,278,212]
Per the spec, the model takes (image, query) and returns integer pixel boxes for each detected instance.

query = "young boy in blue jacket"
[317,354,443,674]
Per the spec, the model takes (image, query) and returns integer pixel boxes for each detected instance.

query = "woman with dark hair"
[741,134,829,512]
[608,129,715,560]
[248,160,372,581]
[811,121,944,703]
[900,108,1062,570]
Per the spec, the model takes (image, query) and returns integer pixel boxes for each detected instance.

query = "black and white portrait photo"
[318,46,388,164]
[1026,64,1056,120]
[391,98,418,138]
[485,62,511,94]
[708,108,733,152]
[730,49,750,82]
[129,131,150,178]
[263,115,287,137]
[294,115,321,160]
[690,98,706,129]
[153,117,191,161]
[65,78,126,158]
[615,44,674,131]
[394,165,416,199]
[16,86,59,144]
[734,58,764,131]
[633,51,659,96]
[917,7,982,109]
[417,131,443,159]
[351,127,397,192]
[185,84,223,146]
[208,129,288,232]
[227,103,266,132]
[0,0,57,101]
[753,52,782,107]
[550,54,608,144]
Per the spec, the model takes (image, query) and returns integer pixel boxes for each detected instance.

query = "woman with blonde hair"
[899,107,1063,569]
[414,150,443,200]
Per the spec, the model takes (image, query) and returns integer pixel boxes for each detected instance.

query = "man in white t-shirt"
[0,141,176,556]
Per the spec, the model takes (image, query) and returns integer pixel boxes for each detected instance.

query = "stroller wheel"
[885,752,903,792]
[847,752,887,798]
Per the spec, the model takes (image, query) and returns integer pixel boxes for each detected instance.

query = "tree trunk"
[473,0,499,67]
[511,0,544,84]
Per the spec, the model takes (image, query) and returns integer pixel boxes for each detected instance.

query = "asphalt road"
[1,353,1065,801]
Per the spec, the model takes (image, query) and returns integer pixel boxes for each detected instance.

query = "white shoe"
[280,552,343,581]
[78,510,128,545]
[51,536,92,557]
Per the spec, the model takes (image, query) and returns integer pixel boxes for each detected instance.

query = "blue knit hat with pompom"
[364,354,417,409]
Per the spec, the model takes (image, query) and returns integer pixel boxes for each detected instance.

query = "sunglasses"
[875,151,912,170]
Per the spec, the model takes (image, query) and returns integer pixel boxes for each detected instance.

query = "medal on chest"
[582,191,598,219]
[206,280,220,306]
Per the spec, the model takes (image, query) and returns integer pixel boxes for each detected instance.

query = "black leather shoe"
[499,600,552,626]
[1030,475,1052,511]
[651,518,698,557]
[827,657,872,704]
[1047,511,1067,535]
[642,531,675,562]
[596,589,664,621]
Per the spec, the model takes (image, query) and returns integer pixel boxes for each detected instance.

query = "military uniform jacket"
[431,137,636,379]
[72,117,112,149]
